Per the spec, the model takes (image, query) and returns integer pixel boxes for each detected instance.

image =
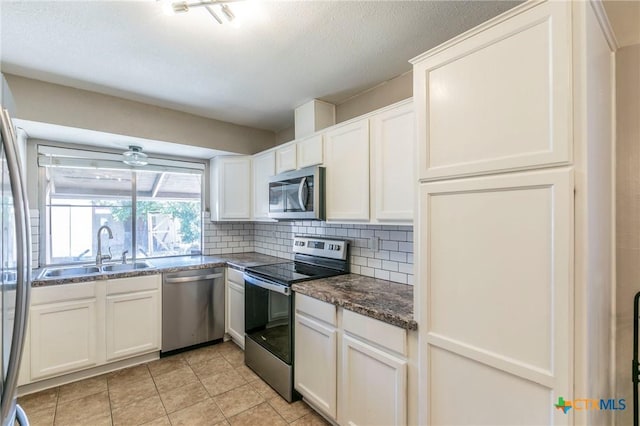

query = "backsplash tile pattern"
[252,221,414,285]
[202,212,255,255]
[29,210,413,284]
[30,209,39,268]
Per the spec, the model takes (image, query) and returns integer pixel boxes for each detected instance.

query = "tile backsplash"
[32,210,414,285]
[255,221,414,284]
[30,209,39,269]
[202,213,255,255]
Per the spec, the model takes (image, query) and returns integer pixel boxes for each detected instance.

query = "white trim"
[37,145,205,171]
[589,0,620,51]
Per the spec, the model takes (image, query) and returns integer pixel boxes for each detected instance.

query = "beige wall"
[335,70,412,124]
[1,74,16,113]
[3,74,276,155]
[275,126,295,145]
[274,71,413,145]
[615,43,640,426]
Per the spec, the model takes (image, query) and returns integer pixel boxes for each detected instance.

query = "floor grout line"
[20,341,327,426]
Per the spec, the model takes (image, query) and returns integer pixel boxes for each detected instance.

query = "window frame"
[37,143,206,267]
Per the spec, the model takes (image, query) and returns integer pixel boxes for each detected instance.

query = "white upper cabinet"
[210,156,252,221]
[370,101,415,222]
[276,144,297,174]
[412,1,571,180]
[244,101,415,224]
[296,134,324,169]
[252,151,275,221]
[274,134,323,176]
[324,119,370,222]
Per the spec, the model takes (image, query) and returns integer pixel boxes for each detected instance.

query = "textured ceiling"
[1,1,520,132]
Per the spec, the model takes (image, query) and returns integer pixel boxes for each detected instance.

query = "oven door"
[244,273,293,365]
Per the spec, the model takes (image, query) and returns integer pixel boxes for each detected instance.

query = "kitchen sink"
[38,261,155,279]
[100,261,155,273]
[39,266,101,279]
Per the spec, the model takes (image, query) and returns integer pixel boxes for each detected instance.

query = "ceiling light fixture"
[169,0,238,24]
[122,146,149,167]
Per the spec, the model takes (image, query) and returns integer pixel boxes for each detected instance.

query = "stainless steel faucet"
[96,225,114,266]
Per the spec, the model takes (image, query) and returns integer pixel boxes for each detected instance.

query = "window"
[39,146,203,265]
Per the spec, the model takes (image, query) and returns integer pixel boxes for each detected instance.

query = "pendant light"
[122,146,149,167]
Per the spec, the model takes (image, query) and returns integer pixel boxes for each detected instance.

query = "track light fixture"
[167,0,239,24]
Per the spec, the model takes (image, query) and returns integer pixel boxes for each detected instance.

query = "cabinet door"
[276,144,297,174]
[419,169,572,425]
[340,334,407,426]
[294,313,337,419]
[370,102,415,222]
[297,135,323,169]
[106,290,160,361]
[211,156,252,220]
[253,151,275,220]
[413,1,571,180]
[227,280,245,348]
[30,298,98,380]
[324,120,370,221]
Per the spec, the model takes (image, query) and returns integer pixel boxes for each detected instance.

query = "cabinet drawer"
[31,281,97,305]
[343,309,406,356]
[295,294,336,326]
[227,267,244,284]
[107,274,160,295]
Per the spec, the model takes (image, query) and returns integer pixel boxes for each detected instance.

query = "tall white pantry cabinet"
[411,1,616,425]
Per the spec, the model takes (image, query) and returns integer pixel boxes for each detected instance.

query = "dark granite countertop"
[292,274,417,330]
[31,253,287,287]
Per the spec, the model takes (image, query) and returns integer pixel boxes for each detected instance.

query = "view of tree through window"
[42,157,203,265]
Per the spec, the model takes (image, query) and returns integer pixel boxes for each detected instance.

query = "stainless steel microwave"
[268,166,325,220]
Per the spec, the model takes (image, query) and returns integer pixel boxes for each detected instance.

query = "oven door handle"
[244,274,291,296]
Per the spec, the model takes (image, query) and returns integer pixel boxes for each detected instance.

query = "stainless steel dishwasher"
[162,267,225,354]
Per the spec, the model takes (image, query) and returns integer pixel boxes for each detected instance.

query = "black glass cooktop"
[244,261,345,285]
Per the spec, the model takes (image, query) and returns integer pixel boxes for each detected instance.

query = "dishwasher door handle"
[164,273,224,283]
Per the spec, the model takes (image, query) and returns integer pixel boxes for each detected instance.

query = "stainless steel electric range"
[243,236,349,402]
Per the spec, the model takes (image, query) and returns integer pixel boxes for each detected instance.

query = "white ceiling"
[0,0,520,133]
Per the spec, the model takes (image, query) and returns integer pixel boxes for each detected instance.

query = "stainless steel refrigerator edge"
[0,107,31,426]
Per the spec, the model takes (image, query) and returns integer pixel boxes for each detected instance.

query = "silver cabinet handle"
[165,273,223,283]
[0,108,31,426]
[244,273,290,296]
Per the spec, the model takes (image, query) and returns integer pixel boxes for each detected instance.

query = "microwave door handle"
[298,177,308,211]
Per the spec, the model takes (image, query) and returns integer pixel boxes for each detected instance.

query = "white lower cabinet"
[106,275,161,361]
[294,293,408,425]
[340,334,407,426]
[226,268,245,348]
[29,281,100,381]
[295,311,338,418]
[30,296,99,380]
[25,275,162,384]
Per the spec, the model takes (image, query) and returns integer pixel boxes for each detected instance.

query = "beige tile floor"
[18,341,330,426]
